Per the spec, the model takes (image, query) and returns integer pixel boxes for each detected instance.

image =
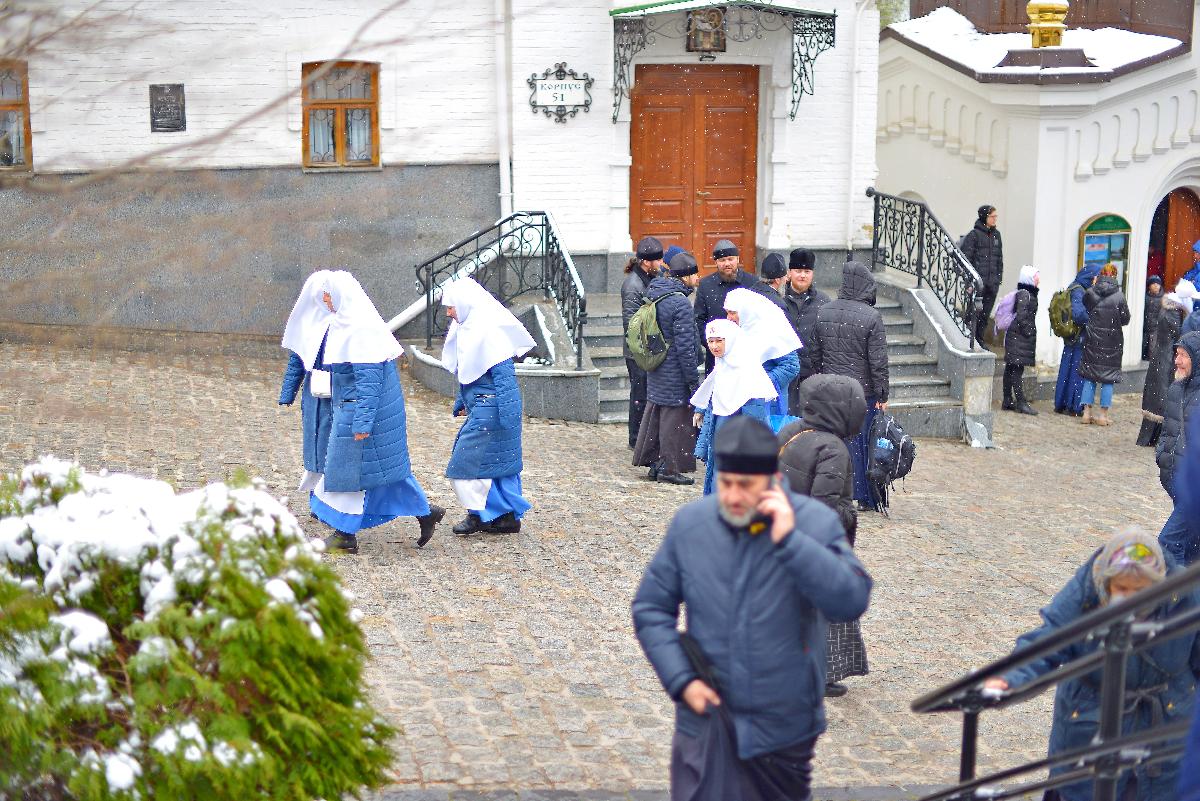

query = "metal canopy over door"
[630,64,759,275]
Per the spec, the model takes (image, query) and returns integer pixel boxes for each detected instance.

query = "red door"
[1166,188,1200,288]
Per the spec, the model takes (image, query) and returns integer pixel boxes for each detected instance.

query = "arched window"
[1079,214,1131,292]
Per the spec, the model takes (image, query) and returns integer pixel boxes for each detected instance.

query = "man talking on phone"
[632,416,873,800]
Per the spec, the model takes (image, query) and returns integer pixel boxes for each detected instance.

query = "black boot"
[824,682,848,698]
[1001,398,1016,411]
[647,460,662,481]
[415,504,445,548]
[657,471,695,486]
[323,531,359,554]
[452,512,485,536]
[1014,385,1038,416]
[484,512,521,534]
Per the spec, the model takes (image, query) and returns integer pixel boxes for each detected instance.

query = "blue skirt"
[1054,340,1086,413]
[310,474,430,534]
[473,474,531,523]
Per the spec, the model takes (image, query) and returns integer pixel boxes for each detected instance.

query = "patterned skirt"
[826,620,869,683]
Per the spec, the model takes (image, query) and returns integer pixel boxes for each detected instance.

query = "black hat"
[760,253,787,280]
[714,416,778,475]
[977,205,996,223]
[636,236,664,262]
[669,251,699,277]
[713,239,738,259]
[789,248,815,270]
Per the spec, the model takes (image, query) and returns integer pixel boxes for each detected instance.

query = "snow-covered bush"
[0,458,393,800]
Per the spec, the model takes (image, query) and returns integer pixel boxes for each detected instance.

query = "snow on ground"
[890,7,1182,74]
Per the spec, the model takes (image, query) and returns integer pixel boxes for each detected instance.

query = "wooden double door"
[1165,188,1200,289]
[630,65,758,275]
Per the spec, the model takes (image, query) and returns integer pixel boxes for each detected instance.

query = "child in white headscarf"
[296,271,444,553]
[690,318,778,495]
[723,287,802,417]
[280,270,335,501]
[440,278,536,536]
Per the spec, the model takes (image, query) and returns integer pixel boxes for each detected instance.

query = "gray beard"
[718,503,755,529]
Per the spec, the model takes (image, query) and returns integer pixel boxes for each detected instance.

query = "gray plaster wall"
[0,163,500,337]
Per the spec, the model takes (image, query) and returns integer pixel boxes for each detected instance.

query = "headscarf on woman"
[1091,529,1167,605]
[690,319,778,416]
[440,278,535,384]
[281,269,335,370]
[723,287,803,361]
[321,271,404,366]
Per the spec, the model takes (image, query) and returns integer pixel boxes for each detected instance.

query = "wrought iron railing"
[911,559,1200,801]
[414,211,588,370]
[866,187,984,348]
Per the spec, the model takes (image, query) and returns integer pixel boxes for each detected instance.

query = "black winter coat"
[1157,332,1200,497]
[645,276,701,407]
[1003,284,1039,367]
[1079,277,1131,385]
[783,284,832,381]
[748,279,788,310]
[777,374,866,545]
[807,262,890,403]
[961,221,1004,289]
[693,268,757,339]
[1142,304,1186,420]
[621,266,656,358]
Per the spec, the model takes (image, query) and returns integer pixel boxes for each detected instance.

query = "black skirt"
[826,620,868,683]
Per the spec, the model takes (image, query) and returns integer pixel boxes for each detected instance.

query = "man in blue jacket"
[633,417,873,799]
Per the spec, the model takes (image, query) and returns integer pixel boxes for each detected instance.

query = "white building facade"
[1,0,879,337]
[876,4,1200,369]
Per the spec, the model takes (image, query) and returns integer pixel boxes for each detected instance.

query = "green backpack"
[626,292,683,371]
[1048,282,1081,340]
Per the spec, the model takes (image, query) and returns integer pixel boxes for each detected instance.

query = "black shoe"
[1001,399,1015,411]
[484,512,521,534]
[657,471,695,486]
[452,513,485,536]
[415,504,445,548]
[647,460,661,481]
[1016,402,1039,416]
[824,682,848,698]
[323,531,359,554]
[1054,407,1067,415]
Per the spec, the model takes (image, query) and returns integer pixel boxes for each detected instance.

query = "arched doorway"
[1149,188,1200,289]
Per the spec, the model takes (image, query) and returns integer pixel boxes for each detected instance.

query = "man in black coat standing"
[694,239,757,372]
[961,204,1004,346]
[622,236,666,448]
[782,248,831,413]
[1158,331,1200,565]
[751,253,790,306]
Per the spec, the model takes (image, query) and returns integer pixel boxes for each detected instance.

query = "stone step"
[888,396,964,438]
[888,375,951,401]
[588,345,626,369]
[886,333,928,356]
[598,410,628,424]
[583,324,626,351]
[882,313,914,334]
[889,352,941,377]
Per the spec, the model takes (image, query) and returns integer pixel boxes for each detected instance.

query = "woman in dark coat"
[1142,275,1163,360]
[1138,291,1189,446]
[778,374,869,698]
[1002,266,1039,415]
[1078,265,1131,426]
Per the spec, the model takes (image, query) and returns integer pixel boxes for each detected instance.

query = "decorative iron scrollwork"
[528,62,594,124]
[612,18,646,122]
[791,13,837,121]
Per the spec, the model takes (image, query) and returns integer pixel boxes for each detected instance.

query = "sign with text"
[527,63,593,124]
[149,84,186,132]
[535,78,588,107]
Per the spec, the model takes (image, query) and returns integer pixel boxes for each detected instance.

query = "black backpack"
[866,412,916,514]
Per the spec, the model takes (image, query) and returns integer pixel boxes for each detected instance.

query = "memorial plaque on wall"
[149,84,186,132]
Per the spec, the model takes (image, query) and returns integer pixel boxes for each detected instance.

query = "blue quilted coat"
[321,359,415,492]
[694,398,772,495]
[763,351,801,416]
[446,359,523,480]
[279,350,332,475]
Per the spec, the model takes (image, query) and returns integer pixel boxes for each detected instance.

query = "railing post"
[915,206,926,289]
[958,702,980,783]
[1094,620,1132,801]
[870,188,880,269]
[424,267,433,349]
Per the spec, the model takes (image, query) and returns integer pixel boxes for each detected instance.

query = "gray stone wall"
[0,164,500,337]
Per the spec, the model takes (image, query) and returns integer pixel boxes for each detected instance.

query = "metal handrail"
[866,187,984,348]
[414,211,588,370]
[910,558,1200,801]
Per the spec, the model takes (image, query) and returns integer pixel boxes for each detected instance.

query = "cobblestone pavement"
[0,342,1175,798]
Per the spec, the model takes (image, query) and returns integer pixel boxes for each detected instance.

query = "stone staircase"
[582,290,963,436]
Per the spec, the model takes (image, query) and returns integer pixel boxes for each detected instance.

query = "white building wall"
[877,12,1200,368]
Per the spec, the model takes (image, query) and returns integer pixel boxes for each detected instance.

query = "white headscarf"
[1175,279,1200,303]
[281,270,335,370]
[321,271,404,365]
[1019,265,1039,286]
[690,319,778,416]
[440,278,536,384]
[723,288,803,361]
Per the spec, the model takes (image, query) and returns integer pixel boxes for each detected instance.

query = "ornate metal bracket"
[791,13,837,121]
[528,62,594,124]
[612,18,646,122]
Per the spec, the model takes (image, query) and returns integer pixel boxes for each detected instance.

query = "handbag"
[309,369,332,398]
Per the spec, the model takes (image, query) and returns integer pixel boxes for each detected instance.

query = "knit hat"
[713,239,739,259]
[668,251,699,277]
[1018,265,1039,287]
[789,248,815,270]
[1147,275,1164,288]
[978,205,996,224]
[1091,529,1167,605]
[636,236,664,262]
[714,416,778,475]
[760,253,787,280]
[663,245,684,266]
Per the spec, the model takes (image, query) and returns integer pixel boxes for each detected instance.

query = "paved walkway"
[0,342,1174,798]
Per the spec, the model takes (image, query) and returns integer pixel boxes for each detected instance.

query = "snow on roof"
[889,7,1183,75]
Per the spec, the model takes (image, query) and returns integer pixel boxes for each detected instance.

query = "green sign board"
[1084,214,1131,234]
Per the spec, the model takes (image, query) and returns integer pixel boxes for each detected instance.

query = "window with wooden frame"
[0,61,32,171]
[302,61,380,169]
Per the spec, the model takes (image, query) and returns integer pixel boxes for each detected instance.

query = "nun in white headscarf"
[440,278,535,536]
[301,271,444,553]
[279,269,335,505]
[723,287,802,417]
[690,318,778,495]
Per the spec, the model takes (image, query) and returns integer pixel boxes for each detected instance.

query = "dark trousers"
[1002,363,1027,405]
[847,397,878,507]
[671,729,816,801]
[626,358,648,448]
[974,283,1000,344]
[1160,504,1200,566]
